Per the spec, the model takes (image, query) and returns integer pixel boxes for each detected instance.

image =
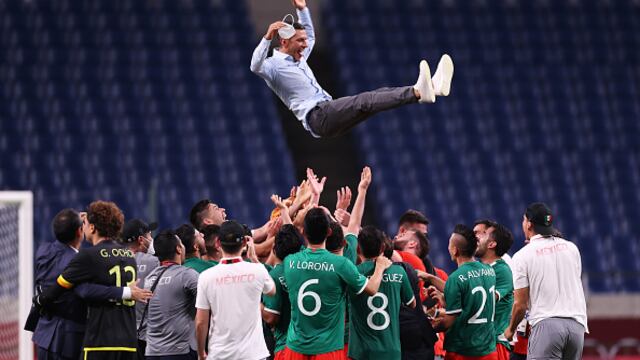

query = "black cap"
[122,219,158,243]
[525,203,555,236]
[219,220,251,244]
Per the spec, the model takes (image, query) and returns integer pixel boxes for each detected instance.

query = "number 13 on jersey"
[109,265,136,306]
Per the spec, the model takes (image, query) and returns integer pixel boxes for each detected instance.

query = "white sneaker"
[414,60,436,104]
[432,54,454,96]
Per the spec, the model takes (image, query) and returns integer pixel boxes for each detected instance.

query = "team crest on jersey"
[138,264,147,272]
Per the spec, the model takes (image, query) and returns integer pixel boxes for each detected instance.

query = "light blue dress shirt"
[250,7,332,137]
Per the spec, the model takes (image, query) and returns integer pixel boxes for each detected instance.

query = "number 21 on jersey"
[468,285,495,324]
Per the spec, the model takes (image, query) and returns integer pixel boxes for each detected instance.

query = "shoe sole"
[419,60,436,103]
[435,54,454,96]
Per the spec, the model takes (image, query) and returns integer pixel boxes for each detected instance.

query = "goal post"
[0,191,33,360]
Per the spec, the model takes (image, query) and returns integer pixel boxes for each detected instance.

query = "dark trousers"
[402,346,435,360]
[137,340,147,360]
[36,347,75,360]
[146,350,197,360]
[509,353,526,360]
[306,86,418,138]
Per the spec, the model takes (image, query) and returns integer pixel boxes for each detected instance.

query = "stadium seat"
[323,0,640,291]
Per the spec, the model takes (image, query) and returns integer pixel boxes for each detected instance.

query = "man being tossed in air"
[250,0,454,139]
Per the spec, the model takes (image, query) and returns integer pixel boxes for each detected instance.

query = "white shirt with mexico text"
[195,257,275,360]
[512,235,588,332]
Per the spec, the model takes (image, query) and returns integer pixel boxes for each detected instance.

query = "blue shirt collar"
[272,48,295,62]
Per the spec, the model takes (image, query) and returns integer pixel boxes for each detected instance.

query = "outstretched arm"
[347,167,371,235]
[250,22,286,78]
[293,0,315,58]
[272,195,293,225]
[307,168,326,206]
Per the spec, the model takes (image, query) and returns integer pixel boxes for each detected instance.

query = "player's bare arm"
[362,255,393,295]
[504,287,530,341]
[195,308,210,360]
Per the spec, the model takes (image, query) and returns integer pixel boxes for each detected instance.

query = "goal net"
[0,192,33,360]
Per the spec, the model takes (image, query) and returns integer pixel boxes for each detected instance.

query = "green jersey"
[344,233,358,264]
[262,264,290,353]
[342,233,358,345]
[284,248,368,355]
[491,259,513,349]
[348,262,414,360]
[206,260,219,267]
[183,257,214,273]
[443,261,497,357]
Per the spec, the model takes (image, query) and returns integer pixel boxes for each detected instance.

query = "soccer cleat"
[414,60,436,104]
[432,54,454,97]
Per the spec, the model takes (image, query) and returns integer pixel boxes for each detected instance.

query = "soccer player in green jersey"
[429,225,498,360]
[475,222,514,360]
[348,226,416,360]
[262,223,305,360]
[283,207,391,359]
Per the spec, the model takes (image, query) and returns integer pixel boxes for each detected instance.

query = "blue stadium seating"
[0,0,296,245]
[323,0,640,291]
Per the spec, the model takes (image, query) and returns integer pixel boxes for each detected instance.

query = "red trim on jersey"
[445,350,499,360]
[160,261,178,266]
[220,258,243,264]
[283,347,346,360]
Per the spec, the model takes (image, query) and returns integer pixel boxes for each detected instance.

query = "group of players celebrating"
[28,165,561,360]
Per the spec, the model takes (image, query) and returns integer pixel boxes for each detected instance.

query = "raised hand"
[271,194,293,225]
[265,21,288,40]
[271,194,288,210]
[336,186,352,211]
[358,166,372,192]
[266,217,283,238]
[306,168,326,204]
[334,208,351,227]
[292,0,306,10]
[246,236,259,263]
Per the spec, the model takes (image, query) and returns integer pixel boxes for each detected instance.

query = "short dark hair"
[86,200,124,239]
[52,209,82,244]
[414,230,430,258]
[452,224,478,258]
[488,223,514,257]
[274,224,304,261]
[358,226,385,259]
[189,199,211,230]
[304,208,330,245]
[325,221,345,253]
[220,239,244,254]
[382,233,394,260]
[282,16,305,30]
[201,224,220,257]
[175,224,197,255]
[154,229,181,262]
[473,219,496,228]
[398,209,429,227]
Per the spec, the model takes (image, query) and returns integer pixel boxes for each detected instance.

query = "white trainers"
[414,60,436,104]
[432,54,454,97]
